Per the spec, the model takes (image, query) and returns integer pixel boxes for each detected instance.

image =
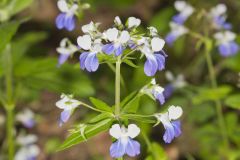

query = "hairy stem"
[204,42,229,151]
[115,56,121,118]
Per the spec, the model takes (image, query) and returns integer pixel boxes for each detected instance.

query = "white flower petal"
[77,35,92,50]
[168,105,183,120]
[127,124,140,138]
[114,16,122,26]
[127,17,141,28]
[105,28,119,42]
[174,1,187,11]
[109,124,122,139]
[57,0,69,12]
[119,31,130,44]
[56,94,80,110]
[82,21,95,33]
[215,4,227,15]
[151,37,165,52]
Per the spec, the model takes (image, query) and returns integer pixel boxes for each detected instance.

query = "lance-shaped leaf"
[89,97,112,112]
[121,91,142,113]
[224,94,240,109]
[57,118,113,151]
[0,21,20,53]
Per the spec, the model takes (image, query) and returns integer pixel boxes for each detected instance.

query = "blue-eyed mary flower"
[214,31,239,57]
[155,105,183,143]
[165,22,188,45]
[78,35,103,72]
[142,79,165,105]
[163,71,186,99]
[56,94,81,126]
[209,4,232,30]
[138,36,166,76]
[172,1,194,25]
[15,134,40,160]
[56,0,78,31]
[57,38,78,66]
[16,109,35,128]
[102,28,130,56]
[109,124,141,158]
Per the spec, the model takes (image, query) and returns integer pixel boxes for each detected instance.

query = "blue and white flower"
[78,35,103,72]
[109,124,141,158]
[81,21,101,38]
[172,1,194,25]
[155,105,183,143]
[56,94,81,126]
[16,109,35,128]
[214,31,239,57]
[163,71,186,99]
[102,28,130,56]
[141,79,165,105]
[165,22,188,45]
[209,4,231,30]
[55,0,78,31]
[57,38,78,66]
[138,37,166,76]
[15,134,40,160]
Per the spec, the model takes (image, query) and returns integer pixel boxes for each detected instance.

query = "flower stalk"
[115,56,121,118]
[203,40,229,152]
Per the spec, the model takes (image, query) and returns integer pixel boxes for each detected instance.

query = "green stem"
[3,45,15,160]
[204,42,230,151]
[6,106,14,160]
[115,56,121,118]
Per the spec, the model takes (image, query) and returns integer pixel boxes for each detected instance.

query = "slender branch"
[6,106,14,160]
[203,41,230,151]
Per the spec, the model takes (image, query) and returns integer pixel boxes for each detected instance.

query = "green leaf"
[57,118,113,151]
[123,59,138,68]
[192,85,232,105]
[0,21,20,53]
[224,94,240,109]
[121,114,156,124]
[121,91,142,113]
[88,112,113,123]
[89,97,112,112]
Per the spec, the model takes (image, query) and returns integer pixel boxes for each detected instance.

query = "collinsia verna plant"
[166,1,240,158]
[55,13,183,158]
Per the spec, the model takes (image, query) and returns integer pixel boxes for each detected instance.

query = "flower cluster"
[56,16,183,159]
[57,16,167,77]
[166,1,239,57]
[165,1,193,45]
[15,134,40,160]
[55,0,90,31]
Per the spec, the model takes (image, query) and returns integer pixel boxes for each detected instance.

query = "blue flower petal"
[172,14,186,25]
[163,123,175,143]
[219,42,239,57]
[163,84,175,99]
[85,52,99,72]
[165,33,177,46]
[144,57,158,76]
[56,13,65,29]
[60,110,71,125]
[102,43,115,55]
[79,52,89,70]
[115,45,124,56]
[172,120,182,137]
[64,15,75,31]
[58,54,70,67]
[157,92,165,105]
[126,139,140,157]
[155,53,165,71]
[110,139,126,158]
[24,119,35,128]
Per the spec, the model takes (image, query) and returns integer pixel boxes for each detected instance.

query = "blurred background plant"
[0,0,240,160]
